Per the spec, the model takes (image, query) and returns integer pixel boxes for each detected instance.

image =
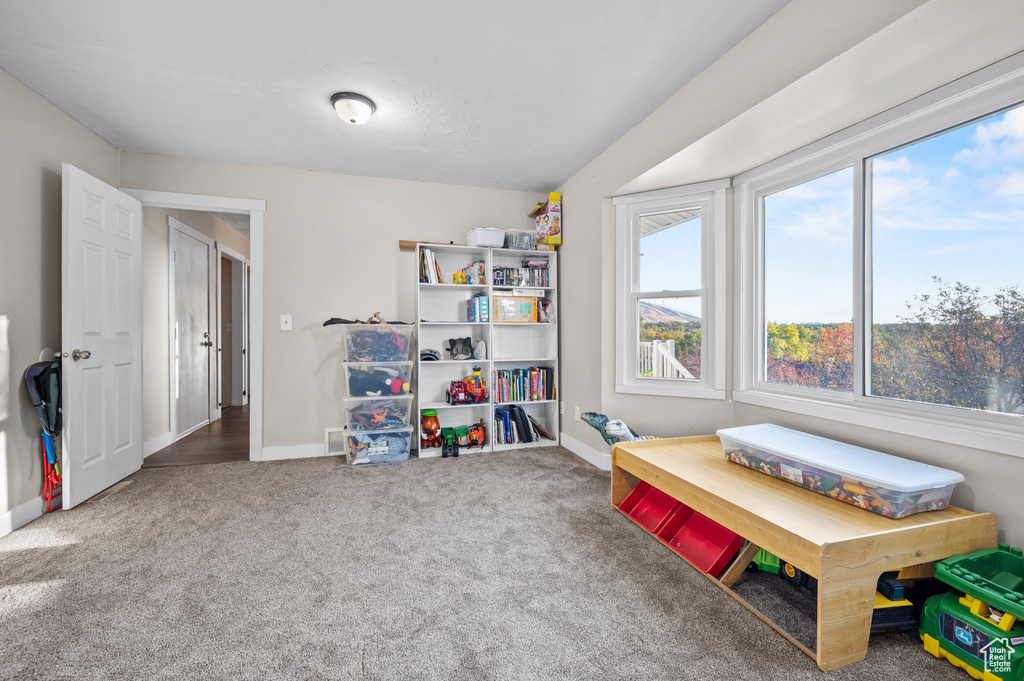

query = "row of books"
[493,367,555,403]
[492,260,550,287]
[493,405,555,445]
[420,248,445,284]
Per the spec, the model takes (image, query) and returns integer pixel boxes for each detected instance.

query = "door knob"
[72,349,92,361]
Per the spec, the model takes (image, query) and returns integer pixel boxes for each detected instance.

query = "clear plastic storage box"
[344,362,413,397]
[342,324,414,363]
[344,395,413,431]
[716,424,965,518]
[347,428,412,465]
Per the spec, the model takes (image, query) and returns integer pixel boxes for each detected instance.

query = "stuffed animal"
[348,367,410,396]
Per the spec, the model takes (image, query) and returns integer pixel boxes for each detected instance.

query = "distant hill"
[639,300,699,323]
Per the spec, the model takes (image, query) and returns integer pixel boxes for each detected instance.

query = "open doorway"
[137,205,254,467]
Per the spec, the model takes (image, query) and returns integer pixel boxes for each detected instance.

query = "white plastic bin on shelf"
[345,395,413,431]
[466,227,505,247]
[716,424,965,518]
[342,324,414,362]
[344,362,413,397]
[347,428,412,465]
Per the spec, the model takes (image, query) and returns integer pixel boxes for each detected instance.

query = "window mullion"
[853,154,868,404]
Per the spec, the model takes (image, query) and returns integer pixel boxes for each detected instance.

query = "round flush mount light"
[331,92,376,125]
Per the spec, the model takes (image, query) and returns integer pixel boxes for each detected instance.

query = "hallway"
[143,406,249,467]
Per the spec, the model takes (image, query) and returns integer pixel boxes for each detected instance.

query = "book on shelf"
[493,404,556,445]
[493,366,555,403]
[420,248,444,284]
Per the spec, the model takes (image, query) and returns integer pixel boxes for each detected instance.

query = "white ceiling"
[0,0,787,192]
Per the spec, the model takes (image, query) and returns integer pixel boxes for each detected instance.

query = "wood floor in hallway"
[143,405,249,467]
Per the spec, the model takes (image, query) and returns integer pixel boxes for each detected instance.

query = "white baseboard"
[144,432,174,458]
[262,443,336,462]
[560,432,612,471]
[0,495,48,539]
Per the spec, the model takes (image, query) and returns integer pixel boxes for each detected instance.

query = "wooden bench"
[611,435,997,671]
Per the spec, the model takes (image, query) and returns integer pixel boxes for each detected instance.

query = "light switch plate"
[280,314,292,331]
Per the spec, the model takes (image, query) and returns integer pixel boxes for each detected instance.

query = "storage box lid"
[716,424,965,492]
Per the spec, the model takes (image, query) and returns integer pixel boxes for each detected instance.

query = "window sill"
[616,382,726,400]
[733,388,1024,460]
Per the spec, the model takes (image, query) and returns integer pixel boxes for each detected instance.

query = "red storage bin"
[618,481,680,533]
[657,504,744,576]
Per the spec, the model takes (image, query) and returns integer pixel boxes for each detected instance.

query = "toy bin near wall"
[618,481,679,533]
[466,227,505,248]
[345,395,413,431]
[717,424,964,518]
[342,324,414,363]
[657,505,744,576]
[344,362,413,397]
[347,428,412,465]
[920,544,1024,680]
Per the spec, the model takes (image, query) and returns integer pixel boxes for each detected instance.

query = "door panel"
[172,224,212,437]
[61,164,143,508]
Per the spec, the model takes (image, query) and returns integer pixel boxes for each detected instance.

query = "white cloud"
[924,242,978,257]
[873,156,911,174]
[996,171,1024,197]
[954,107,1024,167]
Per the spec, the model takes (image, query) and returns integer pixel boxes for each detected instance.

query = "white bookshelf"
[415,243,559,456]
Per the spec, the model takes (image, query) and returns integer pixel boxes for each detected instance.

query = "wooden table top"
[612,435,979,551]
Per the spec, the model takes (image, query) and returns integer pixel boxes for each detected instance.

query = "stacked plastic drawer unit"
[341,324,415,464]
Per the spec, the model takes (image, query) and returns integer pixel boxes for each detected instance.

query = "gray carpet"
[0,447,967,680]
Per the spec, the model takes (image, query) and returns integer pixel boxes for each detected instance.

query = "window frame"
[614,179,728,399]
[735,54,1024,458]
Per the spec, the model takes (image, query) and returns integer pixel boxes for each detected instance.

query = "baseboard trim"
[144,432,174,458]
[262,443,336,462]
[560,432,611,471]
[0,495,48,538]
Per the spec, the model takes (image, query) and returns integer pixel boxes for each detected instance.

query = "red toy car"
[446,380,471,405]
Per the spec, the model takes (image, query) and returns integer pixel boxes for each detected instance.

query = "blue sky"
[764,104,1024,324]
[639,215,702,313]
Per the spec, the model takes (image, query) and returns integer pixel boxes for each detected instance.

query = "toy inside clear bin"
[345,395,413,431]
[344,362,413,397]
[347,428,412,465]
[342,324,414,362]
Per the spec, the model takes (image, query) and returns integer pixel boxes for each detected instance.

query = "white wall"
[120,153,543,449]
[0,67,121,517]
[556,0,1024,544]
[141,207,250,446]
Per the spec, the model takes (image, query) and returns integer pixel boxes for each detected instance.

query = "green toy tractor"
[920,544,1024,681]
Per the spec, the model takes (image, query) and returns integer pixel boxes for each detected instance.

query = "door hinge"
[242,391,246,396]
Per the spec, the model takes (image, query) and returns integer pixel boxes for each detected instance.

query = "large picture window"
[736,57,1024,457]
[869,106,1024,416]
[615,180,727,399]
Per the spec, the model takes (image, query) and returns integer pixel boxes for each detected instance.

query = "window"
[614,180,727,398]
[736,57,1024,457]
[763,168,853,393]
[869,106,1024,417]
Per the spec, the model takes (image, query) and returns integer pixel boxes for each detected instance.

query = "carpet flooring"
[0,447,969,680]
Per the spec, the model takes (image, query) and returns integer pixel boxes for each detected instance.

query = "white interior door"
[170,218,214,439]
[61,164,143,508]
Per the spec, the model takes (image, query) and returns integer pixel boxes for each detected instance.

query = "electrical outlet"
[559,402,564,416]
[280,314,293,331]
[574,405,581,422]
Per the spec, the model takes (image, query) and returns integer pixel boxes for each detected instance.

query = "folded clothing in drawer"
[717,424,965,518]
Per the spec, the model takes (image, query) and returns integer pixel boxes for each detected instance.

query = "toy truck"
[920,544,1024,681]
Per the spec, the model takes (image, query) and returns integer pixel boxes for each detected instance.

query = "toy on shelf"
[446,380,470,405]
[463,365,487,403]
[529,191,561,249]
[920,543,1024,680]
[441,427,459,458]
[446,337,473,360]
[421,409,441,449]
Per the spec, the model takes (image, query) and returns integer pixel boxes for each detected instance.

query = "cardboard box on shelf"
[529,192,561,247]
[494,295,538,323]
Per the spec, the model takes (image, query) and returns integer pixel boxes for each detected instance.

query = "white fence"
[638,340,695,379]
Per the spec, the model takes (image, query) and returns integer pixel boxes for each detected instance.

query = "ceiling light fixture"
[331,92,376,125]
